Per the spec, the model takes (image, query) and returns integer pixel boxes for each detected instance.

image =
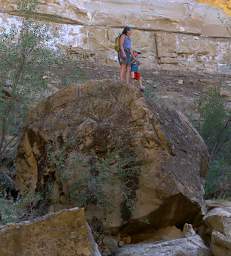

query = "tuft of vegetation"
[0,0,86,164]
[199,88,231,199]
[48,143,140,216]
[0,0,87,224]
[0,192,42,225]
[0,1,56,162]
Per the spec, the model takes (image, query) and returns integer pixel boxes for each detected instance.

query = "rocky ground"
[1,1,231,255]
[48,59,231,124]
[1,56,231,256]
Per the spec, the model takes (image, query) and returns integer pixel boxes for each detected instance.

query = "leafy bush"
[205,159,231,199]
[47,142,140,217]
[199,88,228,156]
[0,3,55,161]
[0,192,42,225]
[0,0,60,224]
[199,88,231,198]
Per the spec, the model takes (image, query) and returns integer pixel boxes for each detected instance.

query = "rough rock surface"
[115,235,211,256]
[15,80,208,233]
[0,0,231,73]
[0,207,101,256]
[204,202,231,256]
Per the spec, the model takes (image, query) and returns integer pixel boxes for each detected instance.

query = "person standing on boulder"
[118,26,133,84]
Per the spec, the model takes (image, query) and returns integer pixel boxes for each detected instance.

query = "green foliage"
[0,1,59,161]
[17,0,39,12]
[0,198,18,224]
[199,88,231,198]
[0,192,42,225]
[17,191,43,216]
[48,142,139,216]
[199,88,227,153]
[205,159,231,199]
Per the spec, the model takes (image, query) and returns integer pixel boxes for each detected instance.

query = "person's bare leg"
[126,65,131,84]
[120,64,123,81]
[131,72,135,86]
[139,78,143,87]
[139,78,145,91]
[120,64,126,82]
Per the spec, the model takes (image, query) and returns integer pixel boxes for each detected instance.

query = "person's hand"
[122,52,126,59]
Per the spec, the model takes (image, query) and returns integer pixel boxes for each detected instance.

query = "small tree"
[0,0,57,161]
[199,88,231,198]
[199,88,230,159]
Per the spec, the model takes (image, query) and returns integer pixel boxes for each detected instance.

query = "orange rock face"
[197,0,231,16]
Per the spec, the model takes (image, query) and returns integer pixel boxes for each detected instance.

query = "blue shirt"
[123,35,132,49]
[131,63,139,72]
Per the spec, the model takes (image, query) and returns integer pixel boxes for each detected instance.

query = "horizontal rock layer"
[0,0,231,72]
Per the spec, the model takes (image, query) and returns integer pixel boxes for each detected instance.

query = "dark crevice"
[120,193,202,237]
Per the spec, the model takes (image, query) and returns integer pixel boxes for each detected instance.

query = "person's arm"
[119,34,126,58]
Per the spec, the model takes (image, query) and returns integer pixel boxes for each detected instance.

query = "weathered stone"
[211,231,231,256]
[204,203,231,256]
[183,223,196,237]
[204,206,231,236]
[0,207,101,256]
[220,87,231,99]
[206,200,231,210]
[15,80,208,234]
[115,235,211,256]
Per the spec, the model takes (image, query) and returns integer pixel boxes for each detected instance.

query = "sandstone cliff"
[0,0,231,73]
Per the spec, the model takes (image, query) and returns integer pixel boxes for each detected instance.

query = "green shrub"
[0,192,42,225]
[205,159,231,199]
[47,141,140,218]
[0,0,58,161]
[199,88,228,155]
[199,88,231,198]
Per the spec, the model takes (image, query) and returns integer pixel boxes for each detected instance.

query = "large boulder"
[16,80,208,233]
[115,234,211,256]
[0,207,101,256]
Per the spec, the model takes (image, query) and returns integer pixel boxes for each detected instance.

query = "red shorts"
[134,72,141,80]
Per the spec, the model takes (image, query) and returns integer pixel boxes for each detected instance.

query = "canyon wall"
[0,0,231,73]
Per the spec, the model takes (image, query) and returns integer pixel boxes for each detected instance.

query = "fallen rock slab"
[115,235,211,256]
[0,207,101,256]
